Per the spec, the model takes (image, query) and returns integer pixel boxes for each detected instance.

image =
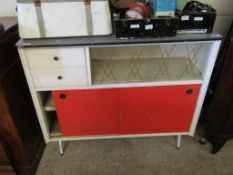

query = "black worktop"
[17,32,223,48]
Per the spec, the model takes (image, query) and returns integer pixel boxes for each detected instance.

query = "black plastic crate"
[114,17,179,38]
[176,10,216,33]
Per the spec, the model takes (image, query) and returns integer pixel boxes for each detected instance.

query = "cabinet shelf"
[91,57,202,85]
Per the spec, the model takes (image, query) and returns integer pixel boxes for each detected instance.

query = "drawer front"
[26,47,86,68]
[31,68,87,88]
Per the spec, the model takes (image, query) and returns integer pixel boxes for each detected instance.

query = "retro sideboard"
[17,33,222,155]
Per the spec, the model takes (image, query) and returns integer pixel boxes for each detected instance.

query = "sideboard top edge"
[16,33,223,48]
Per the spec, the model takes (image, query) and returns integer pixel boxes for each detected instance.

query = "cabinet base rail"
[56,135,183,155]
[50,132,189,142]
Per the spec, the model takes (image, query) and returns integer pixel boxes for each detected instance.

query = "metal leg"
[58,140,64,156]
[176,135,182,149]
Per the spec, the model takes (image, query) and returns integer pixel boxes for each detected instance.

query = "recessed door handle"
[59,94,66,100]
[186,89,193,95]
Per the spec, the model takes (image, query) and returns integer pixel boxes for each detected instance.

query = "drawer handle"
[59,94,66,100]
[186,89,193,95]
[53,56,59,61]
[57,76,63,80]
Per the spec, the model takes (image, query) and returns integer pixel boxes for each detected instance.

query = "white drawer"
[31,68,87,88]
[26,47,86,68]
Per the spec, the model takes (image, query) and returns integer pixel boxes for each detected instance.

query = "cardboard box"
[150,0,176,17]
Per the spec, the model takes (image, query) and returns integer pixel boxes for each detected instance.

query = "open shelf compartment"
[89,43,208,85]
[49,113,62,137]
[41,92,62,137]
[44,93,55,111]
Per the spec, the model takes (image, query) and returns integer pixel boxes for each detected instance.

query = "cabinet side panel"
[190,41,221,135]
[18,48,50,143]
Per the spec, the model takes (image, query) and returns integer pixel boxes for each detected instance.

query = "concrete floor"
[36,136,233,175]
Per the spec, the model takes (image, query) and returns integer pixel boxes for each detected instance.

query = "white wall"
[198,0,233,35]
[199,0,233,15]
[0,0,17,17]
[0,0,232,34]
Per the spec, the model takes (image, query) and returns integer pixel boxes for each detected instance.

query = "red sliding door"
[118,85,200,134]
[52,89,118,136]
[52,85,200,136]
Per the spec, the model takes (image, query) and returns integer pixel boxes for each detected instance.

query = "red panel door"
[119,85,201,134]
[52,89,118,136]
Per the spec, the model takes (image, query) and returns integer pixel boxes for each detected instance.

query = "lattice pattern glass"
[90,44,203,84]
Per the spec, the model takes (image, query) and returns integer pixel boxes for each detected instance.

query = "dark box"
[176,2,216,33]
[114,17,179,38]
